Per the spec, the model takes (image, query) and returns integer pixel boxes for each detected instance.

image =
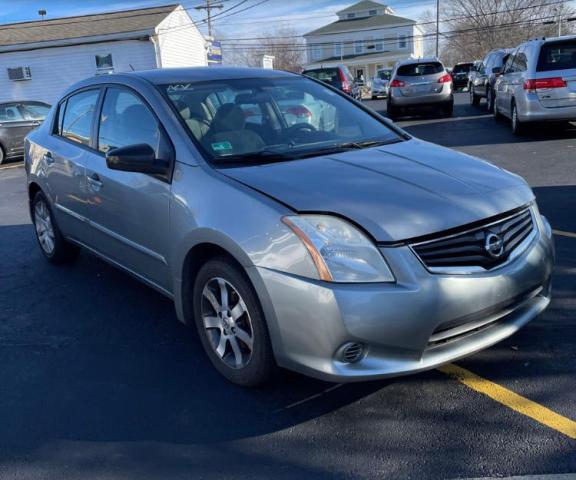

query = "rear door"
[533,39,576,108]
[395,62,444,96]
[0,103,37,157]
[84,86,173,292]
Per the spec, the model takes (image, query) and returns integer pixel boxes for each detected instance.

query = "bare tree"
[221,26,305,71]
[420,0,575,65]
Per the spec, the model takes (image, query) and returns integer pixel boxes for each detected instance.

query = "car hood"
[221,139,534,243]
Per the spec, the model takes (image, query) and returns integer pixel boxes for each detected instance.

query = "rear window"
[537,40,576,72]
[303,69,341,85]
[377,70,391,80]
[453,64,473,73]
[397,62,443,76]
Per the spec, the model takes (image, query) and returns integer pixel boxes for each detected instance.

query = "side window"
[21,103,50,120]
[503,54,516,74]
[61,90,99,146]
[98,88,161,155]
[0,104,25,122]
[513,50,528,72]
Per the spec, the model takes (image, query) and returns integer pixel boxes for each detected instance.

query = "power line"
[194,0,224,37]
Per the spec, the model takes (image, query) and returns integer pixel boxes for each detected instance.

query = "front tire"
[32,191,79,264]
[193,257,277,386]
[470,87,480,106]
[0,144,5,165]
[487,87,495,112]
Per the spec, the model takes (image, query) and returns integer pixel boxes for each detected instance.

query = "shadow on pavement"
[0,224,390,455]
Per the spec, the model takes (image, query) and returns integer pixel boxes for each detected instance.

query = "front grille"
[412,207,535,272]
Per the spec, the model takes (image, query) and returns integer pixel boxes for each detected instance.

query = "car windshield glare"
[161,76,402,164]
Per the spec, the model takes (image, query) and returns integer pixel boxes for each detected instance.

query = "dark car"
[451,62,474,90]
[470,49,514,111]
[302,65,361,100]
[0,101,51,164]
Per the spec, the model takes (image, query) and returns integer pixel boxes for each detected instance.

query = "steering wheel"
[285,122,317,135]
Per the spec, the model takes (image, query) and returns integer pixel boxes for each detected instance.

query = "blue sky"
[0,0,437,37]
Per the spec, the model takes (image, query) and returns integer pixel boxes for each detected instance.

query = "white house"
[0,4,207,105]
[304,0,424,82]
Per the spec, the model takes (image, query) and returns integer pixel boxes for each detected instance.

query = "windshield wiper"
[211,149,298,165]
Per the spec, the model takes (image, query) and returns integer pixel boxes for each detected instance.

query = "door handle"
[43,152,54,165]
[87,173,103,191]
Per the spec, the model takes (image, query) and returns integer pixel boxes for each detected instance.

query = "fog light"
[336,342,366,363]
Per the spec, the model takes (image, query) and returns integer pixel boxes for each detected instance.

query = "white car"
[371,69,392,99]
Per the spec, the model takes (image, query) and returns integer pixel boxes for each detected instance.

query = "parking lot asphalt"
[0,92,574,480]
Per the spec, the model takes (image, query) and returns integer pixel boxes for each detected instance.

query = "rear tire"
[511,101,525,136]
[31,191,80,264]
[0,144,5,165]
[193,257,277,387]
[387,100,399,120]
[443,100,454,117]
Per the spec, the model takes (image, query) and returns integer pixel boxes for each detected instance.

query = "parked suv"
[25,68,553,386]
[451,62,474,90]
[470,48,513,110]
[0,101,50,164]
[387,58,453,119]
[494,36,576,134]
[302,65,361,100]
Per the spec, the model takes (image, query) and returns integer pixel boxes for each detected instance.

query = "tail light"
[338,68,352,94]
[438,73,452,83]
[523,77,567,90]
[390,79,405,88]
[286,106,312,118]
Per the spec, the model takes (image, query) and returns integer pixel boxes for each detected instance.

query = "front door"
[83,86,172,293]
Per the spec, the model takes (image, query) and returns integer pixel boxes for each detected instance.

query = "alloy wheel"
[34,200,55,254]
[201,277,254,369]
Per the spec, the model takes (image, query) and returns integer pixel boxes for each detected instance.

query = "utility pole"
[435,0,440,58]
[195,0,223,38]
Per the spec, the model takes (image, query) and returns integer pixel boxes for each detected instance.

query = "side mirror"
[106,144,169,175]
[492,66,502,75]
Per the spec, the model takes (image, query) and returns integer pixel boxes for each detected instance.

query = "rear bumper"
[517,92,576,122]
[390,88,453,107]
[252,214,554,382]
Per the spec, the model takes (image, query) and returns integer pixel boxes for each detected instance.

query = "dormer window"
[347,13,355,19]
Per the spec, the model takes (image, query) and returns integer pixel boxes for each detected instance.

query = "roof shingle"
[0,4,178,48]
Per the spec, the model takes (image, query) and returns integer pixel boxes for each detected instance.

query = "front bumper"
[253,215,554,382]
[518,92,576,122]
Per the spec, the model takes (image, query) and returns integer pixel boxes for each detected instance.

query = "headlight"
[282,215,395,283]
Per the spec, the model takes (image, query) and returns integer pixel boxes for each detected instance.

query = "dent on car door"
[84,86,172,292]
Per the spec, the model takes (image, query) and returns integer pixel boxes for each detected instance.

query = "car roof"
[0,100,50,106]
[130,67,298,84]
[396,57,442,67]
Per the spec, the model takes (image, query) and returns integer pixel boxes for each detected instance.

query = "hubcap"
[34,200,55,254]
[201,277,254,369]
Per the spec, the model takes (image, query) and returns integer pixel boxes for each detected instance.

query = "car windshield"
[377,70,391,80]
[397,62,443,76]
[537,40,576,72]
[162,76,403,165]
[453,64,473,73]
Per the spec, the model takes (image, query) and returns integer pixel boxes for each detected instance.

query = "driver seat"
[205,104,264,155]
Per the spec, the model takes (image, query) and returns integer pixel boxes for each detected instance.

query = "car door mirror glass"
[106,143,169,175]
[492,66,502,74]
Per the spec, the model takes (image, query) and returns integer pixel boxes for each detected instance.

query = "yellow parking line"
[438,363,576,440]
[0,163,23,170]
[553,229,576,239]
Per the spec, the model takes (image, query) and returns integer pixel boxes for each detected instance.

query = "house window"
[334,42,342,58]
[354,40,363,54]
[398,34,408,49]
[95,53,114,74]
[369,9,377,15]
[347,13,355,19]
[311,45,322,60]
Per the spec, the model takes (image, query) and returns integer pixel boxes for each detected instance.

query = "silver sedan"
[25,68,554,386]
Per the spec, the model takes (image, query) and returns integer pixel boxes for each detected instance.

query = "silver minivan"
[494,36,576,134]
[25,68,553,386]
[387,58,453,119]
